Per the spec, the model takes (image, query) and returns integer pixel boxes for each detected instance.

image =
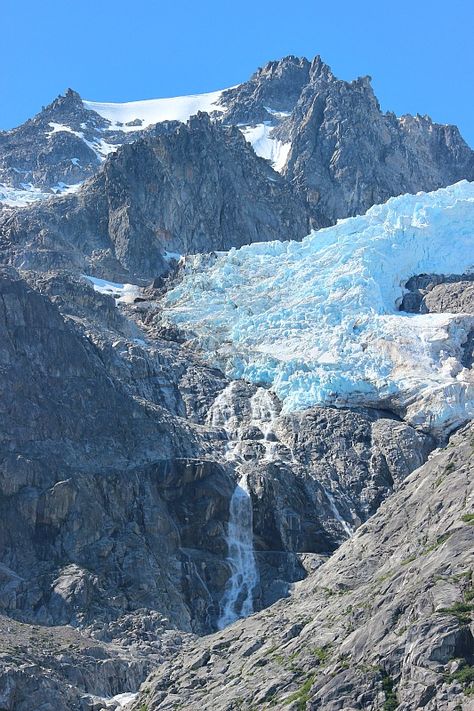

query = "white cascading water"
[249,387,280,461]
[210,382,354,627]
[217,471,258,628]
[208,383,263,629]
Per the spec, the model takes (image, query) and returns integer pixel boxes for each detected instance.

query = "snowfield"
[161,181,474,434]
[84,90,291,172]
[83,89,226,131]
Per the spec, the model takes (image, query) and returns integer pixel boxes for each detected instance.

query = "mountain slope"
[131,421,474,711]
[0,114,309,279]
[1,55,473,228]
[0,53,473,711]
[276,57,474,225]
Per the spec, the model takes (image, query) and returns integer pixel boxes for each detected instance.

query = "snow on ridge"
[83,89,227,131]
[47,122,116,160]
[161,181,474,435]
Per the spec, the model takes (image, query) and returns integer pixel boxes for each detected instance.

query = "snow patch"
[161,181,474,435]
[47,122,117,161]
[47,122,78,135]
[111,692,138,708]
[0,182,80,207]
[97,691,138,709]
[163,250,183,263]
[0,183,48,207]
[264,106,292,118]
[241,123,291,173]
[83,276,140,304]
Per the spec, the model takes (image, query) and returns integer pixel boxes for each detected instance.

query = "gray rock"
[0,89,108,190]
[276,57,474,226]
[401,273,474,315]
[2,54,473,235]
[0,114,309,279]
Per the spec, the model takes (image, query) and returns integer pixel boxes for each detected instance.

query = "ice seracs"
[162,181,474,435]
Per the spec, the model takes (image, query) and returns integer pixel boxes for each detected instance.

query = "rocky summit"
[0,54,473,711]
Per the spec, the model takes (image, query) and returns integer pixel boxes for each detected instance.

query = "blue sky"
[2,0,473,145]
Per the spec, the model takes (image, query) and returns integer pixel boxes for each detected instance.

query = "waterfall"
[324,488,353,538]
[217,472,258,629]
[207,383,262,629]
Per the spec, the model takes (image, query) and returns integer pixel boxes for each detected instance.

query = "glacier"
[161,181,474,435]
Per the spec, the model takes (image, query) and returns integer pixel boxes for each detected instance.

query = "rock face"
[221,54,474,223]
[0,267,236,638]
[132,422,474,711]
[0,89,109,190]
[218,55,313,124]
[0,115,309,279]
[401,272,474,315]
[195,378,434,609]
[273,58,474,225]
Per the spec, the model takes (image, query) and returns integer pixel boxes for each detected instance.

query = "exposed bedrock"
[0,264,461,711]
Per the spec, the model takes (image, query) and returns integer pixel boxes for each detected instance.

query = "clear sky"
[2,0,473,145]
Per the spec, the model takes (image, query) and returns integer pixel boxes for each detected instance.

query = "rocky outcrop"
[0,267,436,640]
[0,89,110,190]
[0,115,309,279]
[401,272,474,315]
[0,268,237,639]
[132,422,474,711]
[219,55,313,124]
[275,57,474,225]
[0,611,192,711]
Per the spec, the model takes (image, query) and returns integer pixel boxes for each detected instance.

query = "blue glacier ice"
[162,181,474,434]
